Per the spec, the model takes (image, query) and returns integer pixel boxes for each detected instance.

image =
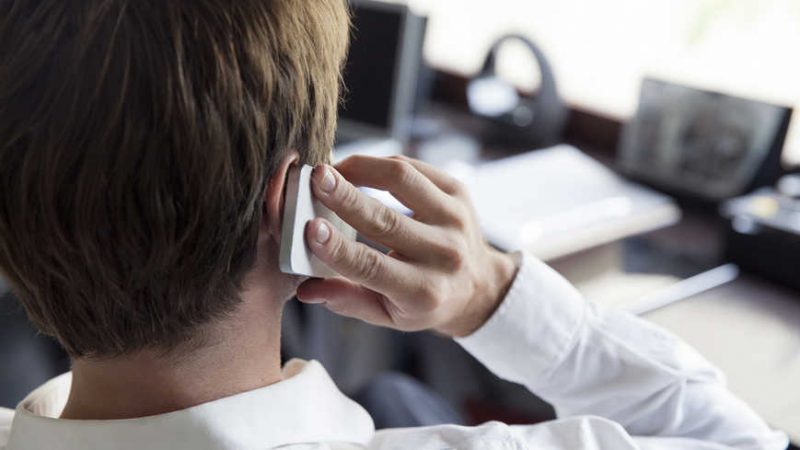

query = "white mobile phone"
[279,165,357,277]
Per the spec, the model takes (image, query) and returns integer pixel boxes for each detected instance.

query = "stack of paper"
[448,145,680,260]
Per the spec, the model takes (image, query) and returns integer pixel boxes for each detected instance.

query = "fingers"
[305,217,418,298]
[389,156,467,198]
[334,155,460,222]
[311,165,446,259]
[296,278,392,327]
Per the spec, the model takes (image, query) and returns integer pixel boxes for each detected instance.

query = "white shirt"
[0,255,789,450]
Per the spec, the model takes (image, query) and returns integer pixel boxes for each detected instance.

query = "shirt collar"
[7,359,375,450]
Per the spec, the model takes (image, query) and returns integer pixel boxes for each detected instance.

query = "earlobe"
[264,150,300,238]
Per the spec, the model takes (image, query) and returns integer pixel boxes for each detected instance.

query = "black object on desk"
[337,0,425,145]
[466,34,568,150]
[722,176,800,291]
[619,78,792,203]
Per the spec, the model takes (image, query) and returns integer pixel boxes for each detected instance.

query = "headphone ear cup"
[467,76,520,118]
[467,34,568,149]
[467,40,519,117]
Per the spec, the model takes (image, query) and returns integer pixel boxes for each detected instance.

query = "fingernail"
[319,166,336,193]
[315,221,331,244]
[301,297,326,305]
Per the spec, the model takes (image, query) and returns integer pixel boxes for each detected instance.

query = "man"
[0,1,789,449]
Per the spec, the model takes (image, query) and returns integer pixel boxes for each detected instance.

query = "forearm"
[457,253,787,450]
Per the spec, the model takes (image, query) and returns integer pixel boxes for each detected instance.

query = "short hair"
[0,0,350,357]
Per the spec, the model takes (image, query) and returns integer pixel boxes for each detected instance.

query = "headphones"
[467,34,568,149]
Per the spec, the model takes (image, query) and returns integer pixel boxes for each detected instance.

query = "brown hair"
[0,0,350,357]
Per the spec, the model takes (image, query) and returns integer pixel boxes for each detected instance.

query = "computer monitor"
[618,78,791,201]
[336,0,423,144]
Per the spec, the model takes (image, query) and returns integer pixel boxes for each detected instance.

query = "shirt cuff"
[455,252,588,386]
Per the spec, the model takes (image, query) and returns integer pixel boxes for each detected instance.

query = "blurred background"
[409,0,800,165]
[1,0,799,446]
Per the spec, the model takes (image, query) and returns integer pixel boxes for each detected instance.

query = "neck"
[61,289,286,420]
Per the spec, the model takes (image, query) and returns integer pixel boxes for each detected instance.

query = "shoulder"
[371,421,521,450]
[369,417,639,450]
[0,407,14,449]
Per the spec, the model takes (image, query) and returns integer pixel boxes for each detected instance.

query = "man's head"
[0,0,350,358]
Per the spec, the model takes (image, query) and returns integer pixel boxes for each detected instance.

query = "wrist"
[437,250,519,338]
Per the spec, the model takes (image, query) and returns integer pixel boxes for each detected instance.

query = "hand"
[295,156,518,337]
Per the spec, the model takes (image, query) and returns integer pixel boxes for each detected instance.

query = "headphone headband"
[470,34,567,148]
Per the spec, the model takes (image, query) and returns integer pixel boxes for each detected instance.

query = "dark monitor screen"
[338,4,404,132]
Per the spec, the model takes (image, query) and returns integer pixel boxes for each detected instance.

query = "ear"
[263,150,300,238]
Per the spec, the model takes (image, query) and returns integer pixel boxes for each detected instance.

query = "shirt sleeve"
[456,253,788,450]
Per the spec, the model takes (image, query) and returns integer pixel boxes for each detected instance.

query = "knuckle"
[417,279,444,310]
[438,202,460,221]
[433,200,466,226]
[370,206,401,237]
[449,180,468,197]
[450,211,469,231]
[336,155,367,177]
[338,179,361,205]
[437,235,467,269]
[334,157,355,175]
[357,249,383,281]
[328,232,348,260]
[340,154,365,169]
[392,160,417,184]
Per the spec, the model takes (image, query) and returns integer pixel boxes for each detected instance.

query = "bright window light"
[380,0,800,165]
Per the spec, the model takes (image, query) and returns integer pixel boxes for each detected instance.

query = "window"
[384,0,800,164]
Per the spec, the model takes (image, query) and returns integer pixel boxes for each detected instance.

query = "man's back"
[0,253,787,449]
